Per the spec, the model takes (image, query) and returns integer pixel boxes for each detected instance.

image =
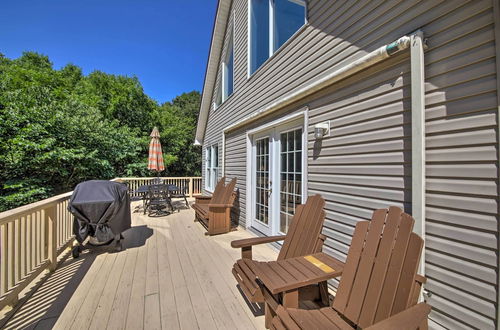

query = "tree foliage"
[0,51,201,211]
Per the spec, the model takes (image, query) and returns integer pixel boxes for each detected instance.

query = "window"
[215,24,234,109]
[223,32,234,100]
[250,0,270,74]
[273,0,306,51]
[215,72,222,108]
[205,145,219,191]
[249,0,306,75]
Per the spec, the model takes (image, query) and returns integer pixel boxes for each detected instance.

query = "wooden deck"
[1,201,278,329]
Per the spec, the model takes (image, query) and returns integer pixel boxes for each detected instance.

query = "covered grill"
[68,180,131,257]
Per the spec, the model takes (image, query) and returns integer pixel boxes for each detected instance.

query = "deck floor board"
[2,202,277,329]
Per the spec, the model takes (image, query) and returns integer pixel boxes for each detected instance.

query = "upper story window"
[223,32,234,100]
[249,0,306,75]
[215,24,234,109]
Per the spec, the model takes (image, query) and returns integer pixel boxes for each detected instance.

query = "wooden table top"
[251,252,344,294]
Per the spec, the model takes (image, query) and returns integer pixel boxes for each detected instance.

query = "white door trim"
[245,108,308,233]
[250,132,273,235]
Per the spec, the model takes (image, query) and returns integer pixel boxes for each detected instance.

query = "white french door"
[250,119,305,236]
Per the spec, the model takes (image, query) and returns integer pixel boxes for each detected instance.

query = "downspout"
[410,31,427,282]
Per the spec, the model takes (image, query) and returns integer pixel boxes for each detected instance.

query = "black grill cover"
[68,180,131,243]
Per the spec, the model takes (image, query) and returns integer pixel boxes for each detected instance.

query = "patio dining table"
[134,183,180,213]
[134,183,179,195]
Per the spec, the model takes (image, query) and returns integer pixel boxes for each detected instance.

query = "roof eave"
[195,0,231,146]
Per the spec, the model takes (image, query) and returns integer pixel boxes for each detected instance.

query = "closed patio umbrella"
[148,127,165,175]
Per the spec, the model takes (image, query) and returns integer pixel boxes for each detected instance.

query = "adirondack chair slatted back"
[332,206,423,329]
[277,194,325,260]
[218,177,237,205]
[210,176,227,204]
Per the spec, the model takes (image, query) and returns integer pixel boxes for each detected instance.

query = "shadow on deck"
[0,200,277,330]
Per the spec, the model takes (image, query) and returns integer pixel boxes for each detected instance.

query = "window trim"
[205,144,220,192]
[247,0,307,78]
[222,28,234,101]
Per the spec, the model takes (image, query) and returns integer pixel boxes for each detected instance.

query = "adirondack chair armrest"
[364,303,431,330]
[194,195,212,205]
[232,235,287,259]
[231,235,287,248]
[415,274,426,284]
[208,203,234,208]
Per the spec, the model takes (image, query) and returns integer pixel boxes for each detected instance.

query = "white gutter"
[221,34,413,134]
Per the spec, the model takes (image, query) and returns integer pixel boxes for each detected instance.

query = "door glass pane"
[287,131,294,151]
[250,0,270,74]
[281,133,287,152]
[279,128,303,233]
[294,128,301,149]
[255,137,270,225]
[274,0,306,51]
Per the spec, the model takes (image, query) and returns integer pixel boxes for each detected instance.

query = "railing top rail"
[0,176,202,224]
[0,191,73,225]
[116,177,201,180]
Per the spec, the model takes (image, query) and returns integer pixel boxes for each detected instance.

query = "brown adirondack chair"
[231,195,328,305]
[270,206,431,330]
[192,177,237,235]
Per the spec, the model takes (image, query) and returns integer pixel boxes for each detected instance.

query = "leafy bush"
[0,51,201,211]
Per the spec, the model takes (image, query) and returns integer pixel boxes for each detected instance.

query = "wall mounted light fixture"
[314,121,330,139]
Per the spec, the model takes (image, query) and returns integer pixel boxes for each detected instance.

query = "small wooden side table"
[252,252,344,327]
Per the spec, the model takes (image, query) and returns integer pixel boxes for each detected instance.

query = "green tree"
[0,51,201,211]
[153,91,202,176]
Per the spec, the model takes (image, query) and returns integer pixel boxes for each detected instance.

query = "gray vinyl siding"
[201,0,499,329]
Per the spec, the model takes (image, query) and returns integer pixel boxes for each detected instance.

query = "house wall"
[201,1,499,329]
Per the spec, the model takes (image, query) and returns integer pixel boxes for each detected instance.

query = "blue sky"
[0,0,217,103]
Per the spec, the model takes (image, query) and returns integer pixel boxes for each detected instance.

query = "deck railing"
[0,176,201,310]
[117,177,202,197]
[0,192,74,309]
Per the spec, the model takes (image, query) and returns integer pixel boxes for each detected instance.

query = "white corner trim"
[221,132,226,176]
[410,30,426,278]
[245,132,252,229]
[491,1,500,327]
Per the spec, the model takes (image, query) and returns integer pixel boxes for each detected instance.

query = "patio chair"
[231,195,327,305]
[192,177,237,235]
[270,207,430,330]
[147,184,173,217]
[169,179,190,208]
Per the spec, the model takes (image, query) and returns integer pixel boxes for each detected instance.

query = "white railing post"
[45,206,57,272]
[1,225,7,295]
[189,178,193,197]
